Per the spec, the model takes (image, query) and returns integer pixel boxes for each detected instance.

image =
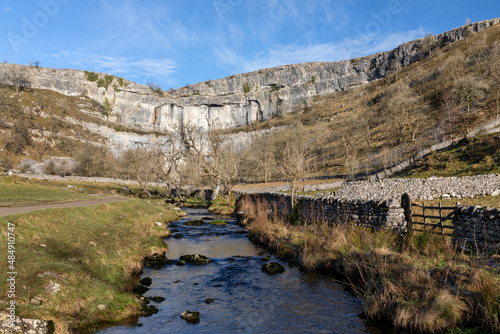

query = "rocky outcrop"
[0,312,53,334]
[1,19,498,136]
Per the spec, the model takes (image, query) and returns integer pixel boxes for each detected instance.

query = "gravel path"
[0,197,130,216]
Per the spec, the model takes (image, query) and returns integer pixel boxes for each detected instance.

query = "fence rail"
[402,193,457,236]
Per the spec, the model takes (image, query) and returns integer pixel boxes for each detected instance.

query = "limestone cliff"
[0,18,498,137]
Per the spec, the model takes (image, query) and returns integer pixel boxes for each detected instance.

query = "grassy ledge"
[0,199,182,333]
[238,196,500,333]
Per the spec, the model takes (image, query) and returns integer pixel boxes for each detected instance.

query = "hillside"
[235,20,500,181]
[1,18,500,184]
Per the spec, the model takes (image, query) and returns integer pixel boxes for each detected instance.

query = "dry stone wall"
[453,205,500,252]
[237,193,406,231]
[333,174,500,201]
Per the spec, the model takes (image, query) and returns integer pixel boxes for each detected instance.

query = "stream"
[98,208,385,334]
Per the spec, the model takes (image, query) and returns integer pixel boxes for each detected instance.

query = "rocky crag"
[1,18,499,140]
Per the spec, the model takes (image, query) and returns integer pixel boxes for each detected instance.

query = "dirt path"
[0,197,130,216]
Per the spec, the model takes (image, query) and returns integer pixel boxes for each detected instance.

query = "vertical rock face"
[0,19,498,136]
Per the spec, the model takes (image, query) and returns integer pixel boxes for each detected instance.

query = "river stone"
[204,298,215,304]
[140,305,159,317]
[179,254,211,265]
[262,262,285,275]
[180,310,200,323]
[184,219,205,226]
[175,260,186,266]
[149,296,166,303]
[139,277,152,286]
[144,253,170,268]
[173,233,183,239]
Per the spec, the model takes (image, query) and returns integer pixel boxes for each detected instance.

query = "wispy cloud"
[50,51,178,85]
[236,28,427,73]
[100,0,199,53]
[2,7,13,13]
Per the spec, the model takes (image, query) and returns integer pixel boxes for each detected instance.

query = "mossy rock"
[184,219,205,226]
[173,233,183,239]
[209,220,227,226]
[175,260,186,266]
[179,254,211,265]
[262,262,285,275]
[180,310,200,323]
[144,253,169,269]
[140,304,159,317]
[261,256,271,262]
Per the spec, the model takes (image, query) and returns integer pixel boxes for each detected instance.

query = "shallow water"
[98,208,382,334]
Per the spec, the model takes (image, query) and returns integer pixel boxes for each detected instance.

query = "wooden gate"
[401,193,456,236]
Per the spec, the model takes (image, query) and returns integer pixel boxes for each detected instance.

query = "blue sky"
[1,0,499,89]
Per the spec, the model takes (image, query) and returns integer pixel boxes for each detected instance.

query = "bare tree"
[452,74,488,115]
[275,135,311,208]
[245,135,276,183]
[75,143,116,178]
[177,116,240,198]
[117,146,161,195]
[383,81,420,142]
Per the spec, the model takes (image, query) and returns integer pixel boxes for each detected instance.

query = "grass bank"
[0,176,98,207]
[238,196,500,333]
[0,199,182,333]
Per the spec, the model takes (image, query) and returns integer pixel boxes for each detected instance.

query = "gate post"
[401,193,413,235]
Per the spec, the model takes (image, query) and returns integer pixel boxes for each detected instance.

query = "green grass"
[0,177,97,207]
[394,134,500,178]
[208,195,236,215]
[0,199,181,333]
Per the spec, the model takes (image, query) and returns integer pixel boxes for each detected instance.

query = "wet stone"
[179,254,211,265]
[180,310,200,324]
[262,262,285,275]
[139,277,152,286]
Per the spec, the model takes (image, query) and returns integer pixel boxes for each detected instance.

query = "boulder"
[180,310,200,323]
[139,277,152,286]
[262,262,285,275]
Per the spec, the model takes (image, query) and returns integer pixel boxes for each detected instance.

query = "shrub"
[243,82,251,93]
[84,71,99,82]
